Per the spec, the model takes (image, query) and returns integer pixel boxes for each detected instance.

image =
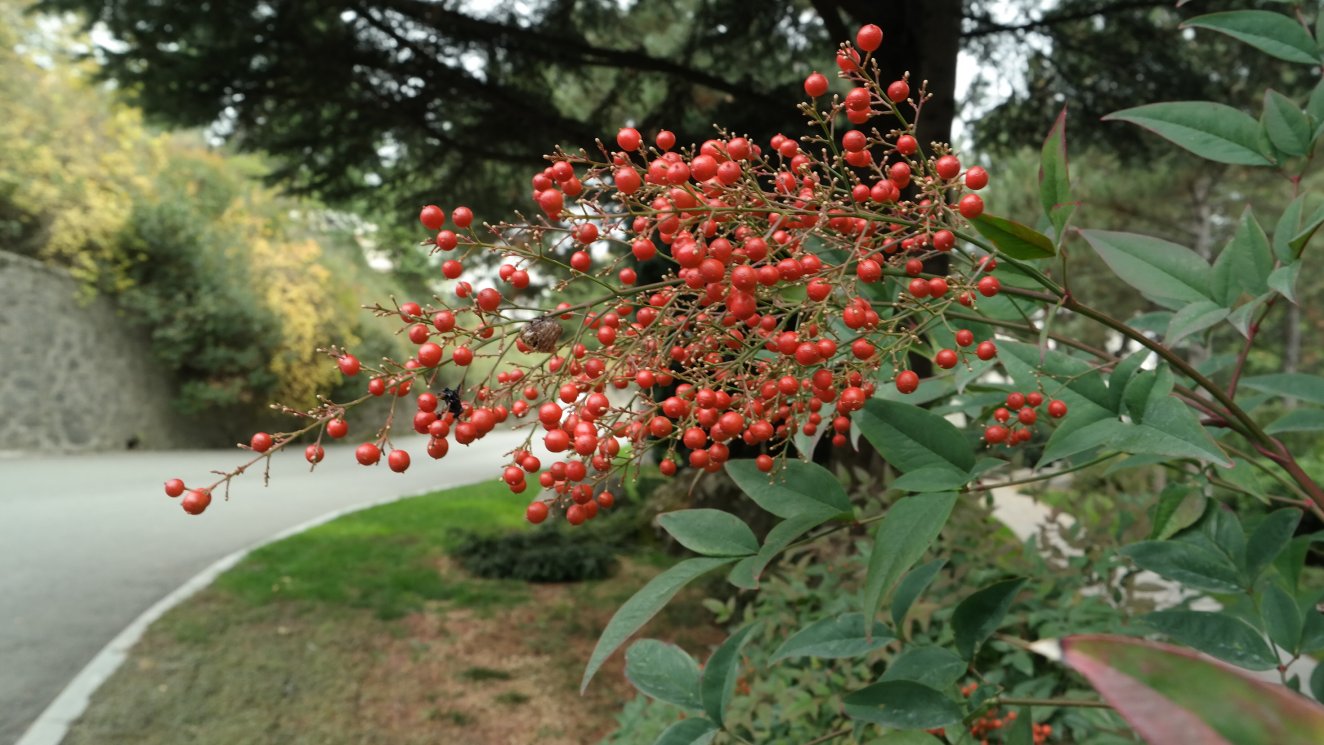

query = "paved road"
[0,430,533,745]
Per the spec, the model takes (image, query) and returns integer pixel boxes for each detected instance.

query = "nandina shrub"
[166,10,1324,744]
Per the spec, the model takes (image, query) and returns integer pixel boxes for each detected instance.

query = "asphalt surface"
[0,429,532,745]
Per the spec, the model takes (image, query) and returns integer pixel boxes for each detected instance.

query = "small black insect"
[441,386,463,417]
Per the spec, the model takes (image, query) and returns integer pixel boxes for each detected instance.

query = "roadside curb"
[14,482,453,745]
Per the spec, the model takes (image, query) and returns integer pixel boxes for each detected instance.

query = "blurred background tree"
[0,0,404,440]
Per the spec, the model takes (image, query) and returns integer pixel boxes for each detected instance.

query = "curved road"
[0,430,532,745]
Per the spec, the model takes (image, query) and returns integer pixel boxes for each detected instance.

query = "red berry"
[955,329,974,347]
[856,24,883,52]
[935,349,958,369]
[388,450,411,473]
[566,503,587,526]
[338,354,361,376]
[976,341,997,360]
[1048,400,1068,418]
[1007,392,1027,409]
[305,444,325,463]
[617,127,641,151]
[886,80,909,103]
[984,425,1009,444]
[896,135,918,155]
[934,155,961,180]
[1018,407,1038,425]
[451,206,473,228]
[181,489,211,515]
[419,205,445,230]
[964,166,988,190]
[977,276,1001,297]
[355,443,381,466]
[164,479,185,498]
[1027,392,1044,407]
[417,342,443,367]
[932,229,956,252]
[895,370,920,394]
[959,193,984,219]
[655,130,676,151]
[570,250,591,272]
[804,71,829,98]
[526,501,549,524]
[453,347,474,366]
[326,419,348,438]
[249,432,274,453]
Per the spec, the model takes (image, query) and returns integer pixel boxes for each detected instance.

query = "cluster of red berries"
[165,22,1057,520]
[924,684,1054,744]
[982,390,1068,447]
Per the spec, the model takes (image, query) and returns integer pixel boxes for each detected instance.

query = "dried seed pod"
[521,316,562,353]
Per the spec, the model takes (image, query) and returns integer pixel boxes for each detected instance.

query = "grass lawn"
[64,481,719,745]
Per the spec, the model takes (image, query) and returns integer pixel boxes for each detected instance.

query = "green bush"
[450,527,619,583]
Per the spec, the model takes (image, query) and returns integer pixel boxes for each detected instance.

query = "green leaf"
[657,509,759,557]
[1108,351,1151,413]
[890,466,972,493]
[891,558,947,628]
[857,399,975,473]
[1142,610,1278,670]
[1312,661,1324,703]
[999,341,1113,415]
[1268,262,1301,302]
[866,734,943,745]
[1273,193,1311,262]
[1149,484,1207,541]
[625,639,704,709]
[1184,11,1321,65]
[1241,373,1324,405]
[1165,301,1229,346]
[772,612,895,661]
[1310,77,1324,129]
[700,622,760,726]
[1246,508,1303,580]
[1228,291,1275,337]
[1211,208,1274,304]
[1060,635,1324,744]
[728,511,834,589]
[1121,541,1244,593]
[1219,459,1269,504]
[1037,411,1118,466]
[1080,230,1214,307]
[1267,408,1324,434]
[969,214,1056,260]
[651,718,718,745]
[1261,582,1304,654]
[1123,369,1161,422]
[881,645,967,690]
[953,577,1027,660]
[582,557,735,692]
[843,680,963,730]
[725,459,851,519]
[1288,206,1324,258]
[1104,101,1274,166]
[1039,106,1075,238]
[1263,89,1313,156]
[862,493,958,624]
[1113,397,1232,467]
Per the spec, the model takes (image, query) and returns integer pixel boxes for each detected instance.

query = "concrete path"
[0,429,533,745]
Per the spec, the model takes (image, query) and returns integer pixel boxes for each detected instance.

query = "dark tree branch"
[962,0,1176,39]
[378,0,785,109]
